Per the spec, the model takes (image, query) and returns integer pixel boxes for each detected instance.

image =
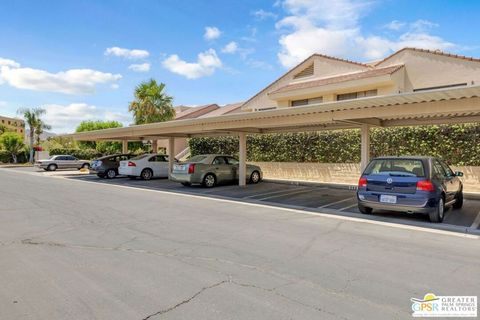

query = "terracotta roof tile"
[269,65,404,95]
[175,104,219,120]
[375,47,480,66]
[200,102,244,118]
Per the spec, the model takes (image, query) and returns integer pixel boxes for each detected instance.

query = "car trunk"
[367,176,421,194]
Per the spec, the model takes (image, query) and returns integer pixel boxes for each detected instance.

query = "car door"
[157,155,169,177]
[432,159,453,202]
[225,157,241,180]
[147,156,162,177]
[440,160,460,198]
[66,156,79,169]
[212,156,234,182]
[56,156,68,169]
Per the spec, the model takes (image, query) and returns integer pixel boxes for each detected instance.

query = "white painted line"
[2,168,479,240]
[257,188,313,201]
[338,203,358,212]
[470,210,480,229]
[243,187,309,199]
[318,197,354,208]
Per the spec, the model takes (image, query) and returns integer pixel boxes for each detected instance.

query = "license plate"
[380,195,397,204]
[174,164,186,171]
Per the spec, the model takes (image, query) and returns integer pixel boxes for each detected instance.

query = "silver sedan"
[170,154,263,187]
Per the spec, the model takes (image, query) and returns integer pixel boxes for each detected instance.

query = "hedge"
[0,150,28,163]
[189,124,480,166]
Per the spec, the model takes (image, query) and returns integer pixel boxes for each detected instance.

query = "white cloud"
[128,63,151,72]
[0,61,122,94]
[0,57,20,68]
[104,47,149,59]
[252,9,278,20]
[162,49,222,79]
[204,26,221,40]
[0,101,6,107]
[384,20,406,31]
[222,41,239,54]
[42,103,131,133]
[276,0,456,67]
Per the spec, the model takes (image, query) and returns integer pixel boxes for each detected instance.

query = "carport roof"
[63,85,480,141]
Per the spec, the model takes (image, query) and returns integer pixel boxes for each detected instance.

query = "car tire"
[81,163,90,169]
[453,189,463,209]
[181,182,191,187]
[47,164,57,171]
[141,168,153,181]
[106,169,117,179]
[358,204,373,214]
[429,197,445,223]
[249,171,261,184]
[203,173,216,188]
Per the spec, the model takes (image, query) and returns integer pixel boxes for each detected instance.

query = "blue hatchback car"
[357,156,464,222]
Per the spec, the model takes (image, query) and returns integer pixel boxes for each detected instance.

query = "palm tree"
[129,79,175,125]
[17,108,49,163]
[34,119,52,145]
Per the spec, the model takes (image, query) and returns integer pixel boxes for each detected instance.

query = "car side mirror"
[455,171,464,177]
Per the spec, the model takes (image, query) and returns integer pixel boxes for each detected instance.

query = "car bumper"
[357,192,437,214]
[34,163,48,169]
[170,173,202,184]
[118,167,138,176]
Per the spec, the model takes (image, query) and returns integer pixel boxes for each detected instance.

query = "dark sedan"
[357,156,463,222]
[90,154,134,178]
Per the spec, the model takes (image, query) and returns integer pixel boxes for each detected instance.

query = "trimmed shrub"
[189,124,480,166]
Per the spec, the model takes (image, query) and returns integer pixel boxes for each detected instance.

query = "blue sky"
[1,0,479,132]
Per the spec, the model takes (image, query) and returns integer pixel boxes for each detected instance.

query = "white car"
[118,154,172,180]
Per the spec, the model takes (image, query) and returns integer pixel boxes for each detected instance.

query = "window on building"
[336,89,377,101]
[291,96,323,107]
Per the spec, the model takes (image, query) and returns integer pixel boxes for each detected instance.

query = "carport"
[64,85,480,187]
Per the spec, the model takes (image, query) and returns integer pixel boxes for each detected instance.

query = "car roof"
[371,156,434,160]
[97,153,131,160]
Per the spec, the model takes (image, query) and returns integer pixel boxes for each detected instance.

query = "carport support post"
[238,132,247,187]
[168,137,175,177]
[360,124,371,172]
[122,140,128,154]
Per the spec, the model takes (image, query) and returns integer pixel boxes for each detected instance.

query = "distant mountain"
[25,130,57,143]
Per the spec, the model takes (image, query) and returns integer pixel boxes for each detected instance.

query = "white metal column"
[168,137,175,178]
[360,124,371,172]
[122,140,128,153]
[238,132,246,187]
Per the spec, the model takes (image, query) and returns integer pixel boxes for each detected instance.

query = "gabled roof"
[375,47,480,66]
[175,104,219,120]
[270,65,404,95]
[200,102,244,118]
[241,53,371,109]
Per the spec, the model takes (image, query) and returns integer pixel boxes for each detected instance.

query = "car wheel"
[429,197,445,223]
[81,163,90,169]
[250,171,261,184]
[358,204,373,214]
[141,169,153,181]
[47,164,57,171]
[453,189,463,209]
[106,169,117,179]
[203,173,216,188]
[181,182,191,187]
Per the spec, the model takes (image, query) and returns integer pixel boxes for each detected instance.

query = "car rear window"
[188,155,208,162]
[364,159,426,177]
[131,154,149,160]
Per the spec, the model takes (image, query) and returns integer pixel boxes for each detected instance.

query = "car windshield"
[364,159,425,177]
[188,155,208,163]
[131,154,149,160]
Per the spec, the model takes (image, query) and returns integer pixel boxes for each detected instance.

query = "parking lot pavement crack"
[140,279,229,320]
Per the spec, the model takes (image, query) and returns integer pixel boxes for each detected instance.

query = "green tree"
[17,107,50,163]
[0,132,25,163]
[0,124,7,135]
[75,120,123,152]
[129,79,175,125]
[34,119,52,145]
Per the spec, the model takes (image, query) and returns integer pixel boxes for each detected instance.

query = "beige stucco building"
[0,115,25,135]
[241,48,480,111]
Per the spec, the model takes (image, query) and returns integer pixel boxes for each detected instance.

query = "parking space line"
[318,197,353,208]
[257,188,313,201]
[243,187,309,199]
[470,210,480,229]
[338,203,358,212]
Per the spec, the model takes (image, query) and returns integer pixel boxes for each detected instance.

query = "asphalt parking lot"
[11,166,480,235]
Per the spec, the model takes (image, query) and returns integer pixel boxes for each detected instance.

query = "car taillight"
[416,180,434,192]
[188,163,195,174]
[128,161,136,167]
[358,177,367,188]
